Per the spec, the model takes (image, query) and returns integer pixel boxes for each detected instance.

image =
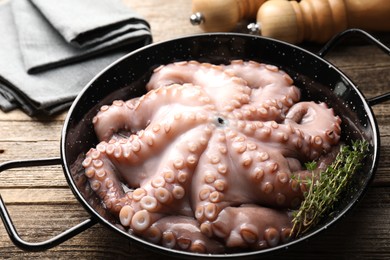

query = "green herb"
[290,139,369,237]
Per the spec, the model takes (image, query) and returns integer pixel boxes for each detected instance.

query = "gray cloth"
[31,0,150,48]
[0,0,152,116]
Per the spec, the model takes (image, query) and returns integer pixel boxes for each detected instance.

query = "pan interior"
[61,33,379,257]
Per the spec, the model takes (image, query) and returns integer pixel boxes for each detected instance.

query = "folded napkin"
[0,0,152,116]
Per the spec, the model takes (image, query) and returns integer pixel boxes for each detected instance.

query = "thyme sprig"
[291,139,369,237]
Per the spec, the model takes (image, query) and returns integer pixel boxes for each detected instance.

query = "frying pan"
[1,29,389,259]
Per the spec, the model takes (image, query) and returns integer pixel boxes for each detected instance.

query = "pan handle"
[0,157,98,251]
[318,28,390,106]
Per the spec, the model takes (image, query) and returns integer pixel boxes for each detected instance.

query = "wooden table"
[1,0,390,259]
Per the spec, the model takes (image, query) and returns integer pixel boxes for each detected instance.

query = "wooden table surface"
[1,0,390,259]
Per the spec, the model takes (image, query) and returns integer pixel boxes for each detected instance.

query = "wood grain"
[1,0,390,259]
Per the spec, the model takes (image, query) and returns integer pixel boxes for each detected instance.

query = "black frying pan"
[1,29,389,259]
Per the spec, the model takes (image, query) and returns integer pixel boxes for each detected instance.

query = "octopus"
[82,60,341,253]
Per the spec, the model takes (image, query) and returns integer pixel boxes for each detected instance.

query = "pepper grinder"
[255,0,390,43]
[191,0,390,44]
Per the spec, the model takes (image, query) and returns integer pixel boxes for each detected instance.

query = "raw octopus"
[82,60,341,253]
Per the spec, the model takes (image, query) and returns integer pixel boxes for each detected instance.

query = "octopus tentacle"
[223,130,305,208]
[83,147,130,213]
[84,85,214,210]
[120,124,214,232]
[93,83,214,141]
[142,216,225,253]
[146,60,250,111]
[192,129,233,225]
[210,205,293,249]
[139,125,212,208]
[88,110,211,187]
[230,102,340,162]
[222,60,301,122]
[284,101,341,158]
[85,123,213,228]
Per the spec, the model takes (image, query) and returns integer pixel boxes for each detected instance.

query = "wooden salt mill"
[256,0,390,43]
[190,0,267,32]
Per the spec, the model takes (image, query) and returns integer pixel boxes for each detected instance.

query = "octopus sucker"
[240,224,258,244]
[131,209,162,232]
[83,59,342,253]
[119,205,134,226]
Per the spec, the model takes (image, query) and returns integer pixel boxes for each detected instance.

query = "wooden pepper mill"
[257,0,390,43]
[191,0,390,44]
[190,0,267,32]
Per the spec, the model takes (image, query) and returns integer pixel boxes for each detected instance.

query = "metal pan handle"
[0,157,98,251]
[318,28,390,106]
